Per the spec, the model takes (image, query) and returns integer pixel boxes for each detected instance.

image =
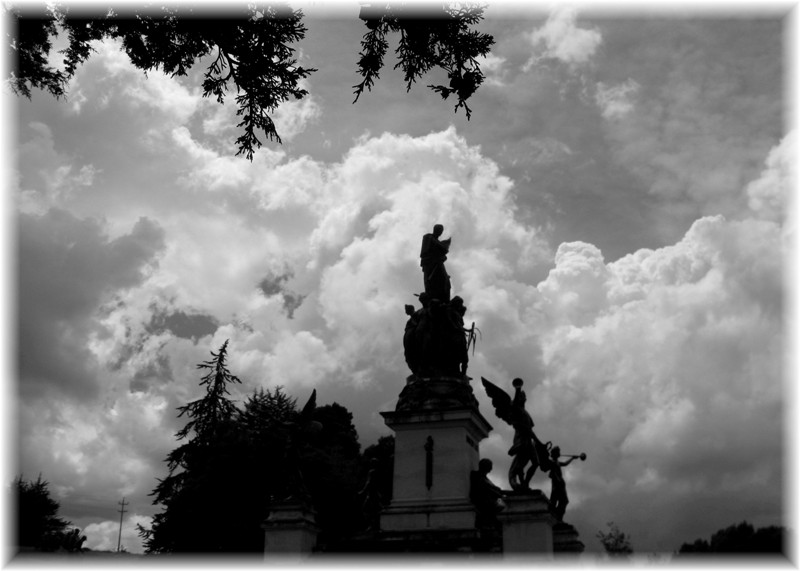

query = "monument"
[376,225,493,550]
[263,224,585,555]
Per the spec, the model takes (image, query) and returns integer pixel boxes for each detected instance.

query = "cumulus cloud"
[524,136,786,548]
[14,32,785,551]
[15,123,557,532]
[84,513,151,553]
[746,130,794,224]
[525,7,602,71]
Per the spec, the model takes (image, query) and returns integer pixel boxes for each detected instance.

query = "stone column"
[498,491,556,555]
[262,501,319,557]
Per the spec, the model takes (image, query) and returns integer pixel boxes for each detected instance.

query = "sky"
[4,0,795,558]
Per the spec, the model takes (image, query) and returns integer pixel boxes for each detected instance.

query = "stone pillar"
[553,521,585,554]
[262,501,319,557]
[379,381,493,532]
[498,491,556,555]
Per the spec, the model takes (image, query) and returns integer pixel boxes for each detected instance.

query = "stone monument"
[265,224,585,556]
[372,224,494,551]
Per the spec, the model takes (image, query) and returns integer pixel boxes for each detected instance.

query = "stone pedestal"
[379,377,492,533]
[498,491,556,555]
[553,521,585,554]
[262,501,319,556]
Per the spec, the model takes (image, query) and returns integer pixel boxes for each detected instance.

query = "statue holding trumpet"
[547,446,586,521]
[480,375,587,521]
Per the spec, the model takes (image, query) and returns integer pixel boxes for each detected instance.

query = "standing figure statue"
[420,224,451,302]
[481,377,553,491]
[548,446,579,521]
[358,458,385,531]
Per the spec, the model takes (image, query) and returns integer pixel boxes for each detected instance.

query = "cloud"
[525,7,602,71]
[476,53,508,87]
[17,122,100,214]
[18,210,165,401]
[746,130,794,224]
[594,79,640,119]
[13,32,786,551]
[15,125,555,532]
[83,513,151,553]
[272,91,322,141]
[524,135,787,548]
[594,20,783,237]
[73,40,202,125]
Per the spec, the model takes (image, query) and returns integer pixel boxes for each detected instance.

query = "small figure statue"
[358,458,384,531]
[548,446,579,521]
[420,224,451,302]
[470,458,506,528]
[481,377,553,491]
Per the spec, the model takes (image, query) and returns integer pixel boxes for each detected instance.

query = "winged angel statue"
[481,377,554,491]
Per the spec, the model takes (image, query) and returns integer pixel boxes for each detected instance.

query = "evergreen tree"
[13,474,71,550]
[140,340,245,553]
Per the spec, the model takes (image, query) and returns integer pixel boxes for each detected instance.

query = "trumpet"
[562,452,587,461]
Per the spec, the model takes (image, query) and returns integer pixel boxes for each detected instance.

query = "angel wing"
[481,377,515,427]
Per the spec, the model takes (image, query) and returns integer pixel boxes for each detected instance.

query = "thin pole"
[116,497,128,552]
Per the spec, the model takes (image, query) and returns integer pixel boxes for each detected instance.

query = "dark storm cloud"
[258,271,306,319]
[17,209,165,400]
[145,309,219,340]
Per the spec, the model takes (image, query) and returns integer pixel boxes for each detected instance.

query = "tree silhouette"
[596,521,633,557]
[353,3,494,119]
[139,341,370,553]
[12,474,86,552]
[7,2,494,160]
[677,521,785,554]
[140,340,245,553]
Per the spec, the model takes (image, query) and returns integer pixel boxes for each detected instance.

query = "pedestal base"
[381,498,477,531]
[553,521,586,554]
[497,491,556,554]
[262,501,319,556]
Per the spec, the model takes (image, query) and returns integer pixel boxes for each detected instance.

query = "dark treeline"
[137,340,394,553]
[12,474,86,552]
[677,521,786,555]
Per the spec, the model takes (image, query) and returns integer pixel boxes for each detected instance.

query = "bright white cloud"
[526,137,786,546]
[272,92,322,141]
[525,6,602,71]
[746,130,794,224]
[84,513,151,553]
